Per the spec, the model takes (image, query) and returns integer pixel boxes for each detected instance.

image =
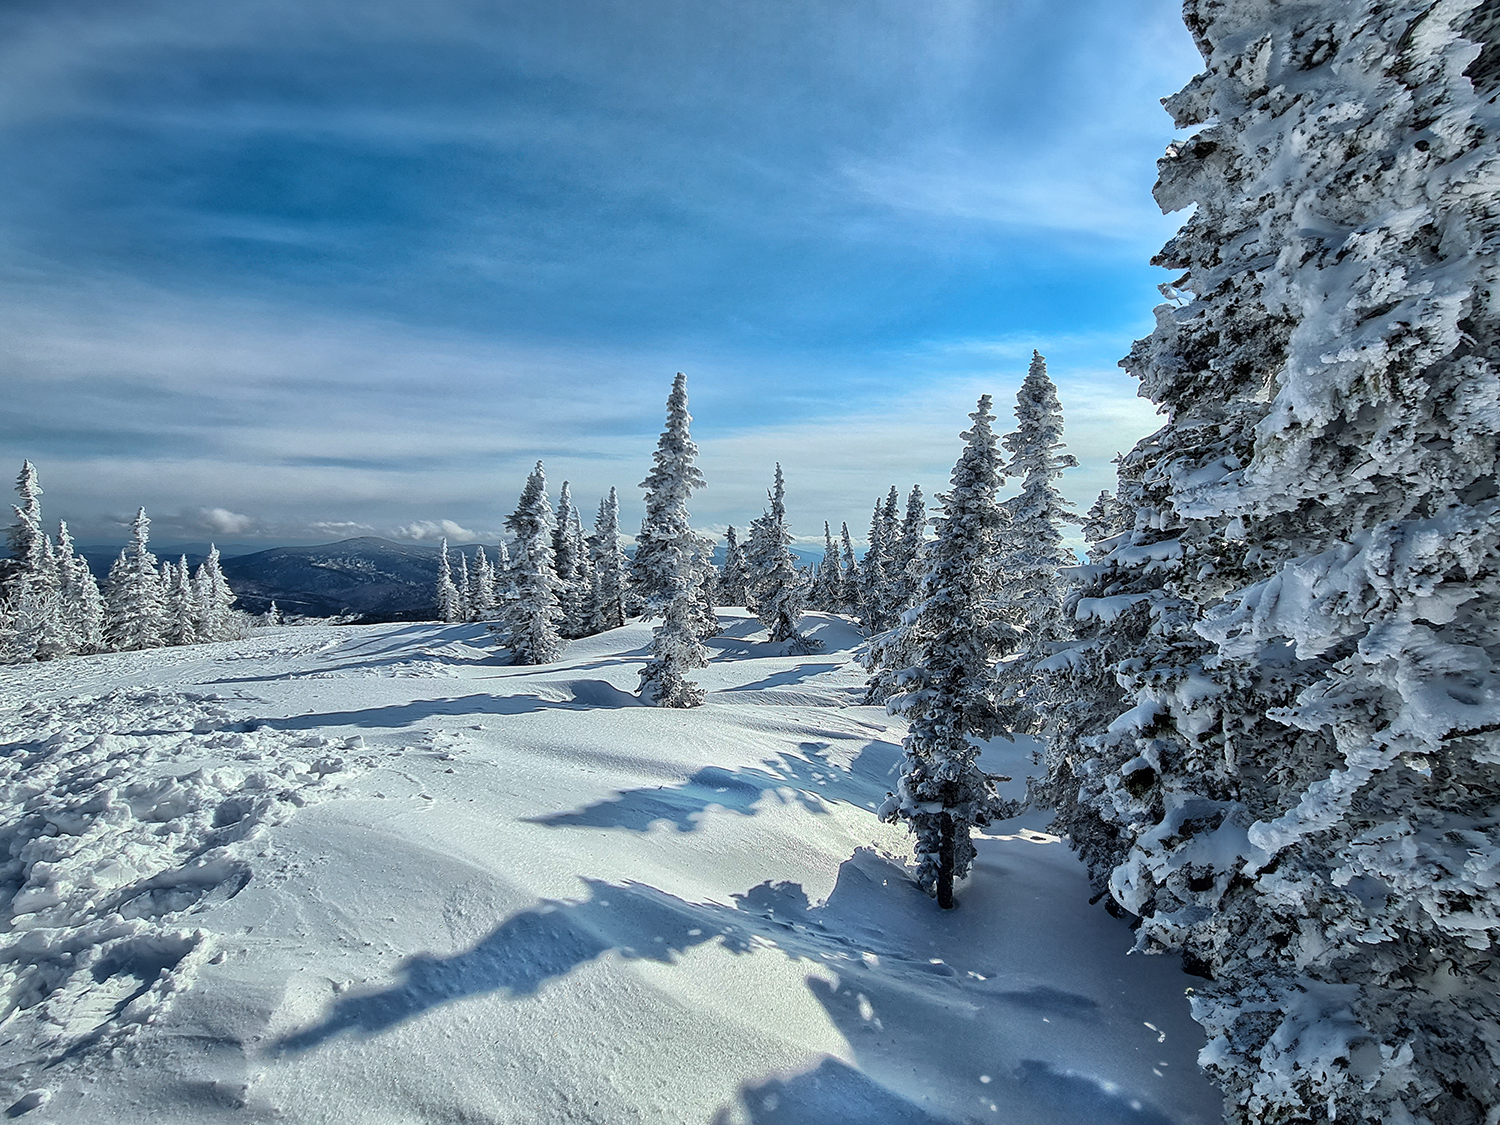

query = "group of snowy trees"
[1026,5,1500,1123]
[0,462,249,663]
[864,353,1080,906]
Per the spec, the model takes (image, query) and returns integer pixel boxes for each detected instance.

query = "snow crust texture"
[1046,3,1500,1122]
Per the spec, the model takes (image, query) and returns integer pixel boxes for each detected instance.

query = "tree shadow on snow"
[711,1057,954,1125]
[272,851,1189,1125]
[524,740,902,833]
[718,663,843,693]
[259,684,643,731]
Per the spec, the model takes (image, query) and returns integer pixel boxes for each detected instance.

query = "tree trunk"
[937,811,955,909]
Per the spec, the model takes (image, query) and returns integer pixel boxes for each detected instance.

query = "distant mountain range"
[74,536,828,622]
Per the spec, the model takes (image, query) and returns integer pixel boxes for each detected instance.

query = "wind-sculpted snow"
[0,686,374,1075]
[0,615,1220,1123]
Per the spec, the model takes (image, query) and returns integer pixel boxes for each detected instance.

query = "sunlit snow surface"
[0,611,1221,1124]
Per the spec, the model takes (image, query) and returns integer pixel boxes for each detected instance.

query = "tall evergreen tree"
[193,545,241,641]
[857,496,889,631]
[589,488,627,632]
[745,464,815,650]
[163,555,199,646]
[56,521,104,654]
[105,508,165,652]
[469,546,498,622]
[454,552,472,622]
[4,461,46,592]
[838,522,859,615]
[1044,5,1500,1120]
[888,484,927,614]
[992,352,1079,729]
[502,462,566,664]
[809,521,842,611]
[635,375,713,705]
[875,396,1015,908]
[717,525,751,608]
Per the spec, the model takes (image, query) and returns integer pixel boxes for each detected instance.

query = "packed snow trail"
[0,612,1221,1123]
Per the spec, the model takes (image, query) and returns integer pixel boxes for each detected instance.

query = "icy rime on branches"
[876,397,1015,909]
[635,373,711,707]
[1042,3,1500,1122]
[745,464,815,651]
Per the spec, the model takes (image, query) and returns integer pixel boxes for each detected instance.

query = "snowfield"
[0,611,1221,1124]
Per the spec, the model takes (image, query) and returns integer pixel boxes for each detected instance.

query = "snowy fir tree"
[162,556,199,646]
[589,488,627,632]
[808,521,842,611]
[717,525,751,608]
[1041,5,1500,1121]
[992,352,1079,731]
[553,481,591,637]
[4,461,46,593]
[454,552,472,622]
[744,464,814,651]
[875,397,1016,908]
[632,372,716,636]
[104,508,165,652]
[469,546,497,622]
[635,375,715,703]
[56,520,104,654]
[501,462,566,665]
[263,601,282,626]
[838,522,859,615]
[1080,489,1126,555]
[193,545,243,642]
[887,484,926,614]
[856,494,890,631]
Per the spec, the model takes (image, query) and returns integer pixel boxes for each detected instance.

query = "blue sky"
[0,0,1202,548]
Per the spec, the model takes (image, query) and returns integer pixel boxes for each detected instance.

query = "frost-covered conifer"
[502,462,566,664]
[469,546,498,622]
[838,523,859,615]
[635,375,715,701]
[808,522,842,611]
[163,555,198,646]
[1045,5,1500,1121]
[194,545,242,641]
[57,521,104,654]
[992,352,1079,730]
[717,525,751,608]
[633,373,717,639]
[454,552,472,622]
[4,461,46,593]
[1080,489,1125,556]
[105,509,165,652]
[264,601,282,626]
[744,465,815,650]
[589,489,627,632]
[887,485,926,614]
[856,495,891,631]
[876,397,1015,908]
[435,538,462,622]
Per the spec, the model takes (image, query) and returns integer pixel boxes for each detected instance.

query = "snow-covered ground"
[0,611,1221,1124]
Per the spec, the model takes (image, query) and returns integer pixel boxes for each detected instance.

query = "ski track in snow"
[0,612,1223,1124]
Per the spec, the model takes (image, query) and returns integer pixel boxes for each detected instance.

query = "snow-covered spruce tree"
[809,521,842,611]
[501,462,566,664]
[635,374,717,705]
[991,351,1079,731]
[745,464,816,651]
[193,545,242,641]
[263,601,282,626]
[162,556,199,646]
[56,521,104,654]
[1045,5,1500,1122]
[857,490,903,631]
[4,461,46,593]
[468,546,498,622]
[553,481,590,637]
[454,552,472,622]
[717,525,751,608]
[105,508,165,652]
[1081,488,1126,552]
[438,540,459,621]
[632,372,717,636]
[876,396,1016,908]
[838,522,859,615]
[888,484,927,614]
[589,489,627,632]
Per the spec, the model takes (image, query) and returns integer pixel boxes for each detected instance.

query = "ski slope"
[0,611,1222,1124]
